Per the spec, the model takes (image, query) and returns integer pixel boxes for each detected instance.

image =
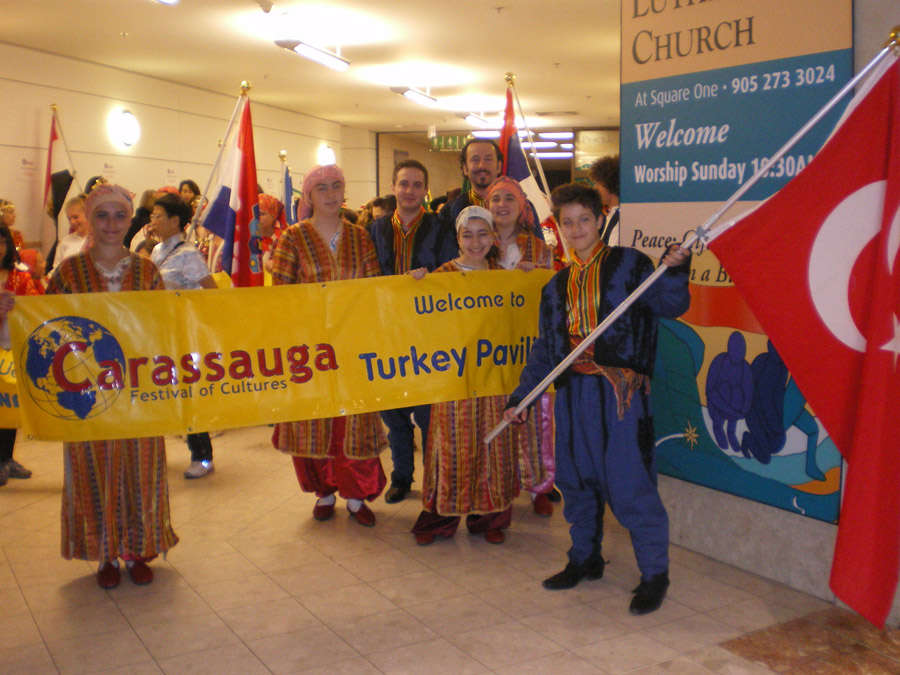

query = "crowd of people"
[0,142,691,616]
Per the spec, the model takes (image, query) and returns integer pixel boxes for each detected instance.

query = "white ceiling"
[4,0,622,134]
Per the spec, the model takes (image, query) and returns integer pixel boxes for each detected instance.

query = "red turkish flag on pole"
[709,55,900,627]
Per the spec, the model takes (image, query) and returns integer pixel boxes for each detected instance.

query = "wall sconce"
[390,86,437,107]
[316,145,336,165]
[276,40,350,72]
[108,109,140,148]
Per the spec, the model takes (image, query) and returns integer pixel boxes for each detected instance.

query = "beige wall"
[376,134,462,202]
[0,43,341,244]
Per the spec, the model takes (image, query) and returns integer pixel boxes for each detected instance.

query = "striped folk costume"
[417,260,526,524]
[270,219,387,498]
[47,252,178,562]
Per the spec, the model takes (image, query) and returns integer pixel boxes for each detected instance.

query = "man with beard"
[440,140,543,241]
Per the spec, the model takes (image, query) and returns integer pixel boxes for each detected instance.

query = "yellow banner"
[10,270,553,442]
[0,349,19,428]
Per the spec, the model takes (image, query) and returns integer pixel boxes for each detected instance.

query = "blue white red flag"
[283,164,297,226]
[199,95,259,287]
[499,88,563,258]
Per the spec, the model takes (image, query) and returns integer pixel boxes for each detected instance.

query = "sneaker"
[0,463,7,487]
[4,459,31,479]
[96,561,120,589]
[183,460,214,479]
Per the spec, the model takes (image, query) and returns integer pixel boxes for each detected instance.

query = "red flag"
[709,56,900,627]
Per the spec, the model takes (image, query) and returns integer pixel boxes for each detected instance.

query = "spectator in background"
[126,189,156,248]
[0,225,38,487]
[588,155,621,246]
[18,248,47,294]
[0,200,25,249]
[148,193,218,479]
[52,195,89,271]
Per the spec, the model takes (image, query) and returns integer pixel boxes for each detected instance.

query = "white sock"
[316,494,336,507]
[530,492,538,502]
[347,498,363,513]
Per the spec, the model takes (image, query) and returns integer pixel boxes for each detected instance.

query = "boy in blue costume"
[504,183,691,615]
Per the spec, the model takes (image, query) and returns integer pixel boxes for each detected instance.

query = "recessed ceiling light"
[538,132,574,140]
[155,0,179,5]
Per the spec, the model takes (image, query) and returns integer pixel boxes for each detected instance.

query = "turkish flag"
[709,55,900,628]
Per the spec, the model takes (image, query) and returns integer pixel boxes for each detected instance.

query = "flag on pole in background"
[708,55,900,628]
[283,163,297,226]
[41,112,73,256]
[199,95,259,287]
[498,87,563,257]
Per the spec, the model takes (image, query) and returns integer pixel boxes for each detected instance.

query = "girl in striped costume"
[270,165,386,527]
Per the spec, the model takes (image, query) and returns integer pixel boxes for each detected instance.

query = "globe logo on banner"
[20,316,125,420]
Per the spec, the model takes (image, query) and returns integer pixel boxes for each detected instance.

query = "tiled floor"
[1,425,897,674]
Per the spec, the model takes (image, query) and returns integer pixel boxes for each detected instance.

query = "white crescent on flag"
[807,180,884,352]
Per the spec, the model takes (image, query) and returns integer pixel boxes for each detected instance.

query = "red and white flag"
[709,55,900,627]
[41,112,74,255]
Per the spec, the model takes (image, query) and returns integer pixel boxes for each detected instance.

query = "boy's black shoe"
[629,571,669,615]
[542,555,605,590]
[547,486,562,503]
[385,480,411,504]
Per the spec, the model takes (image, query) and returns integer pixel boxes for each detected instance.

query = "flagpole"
[505,73,570,261]
[484,31,900,446]
[51,106,83,194]
[186,83,249,241]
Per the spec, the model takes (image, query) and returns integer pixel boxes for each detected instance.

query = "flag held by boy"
[709,54,900,628]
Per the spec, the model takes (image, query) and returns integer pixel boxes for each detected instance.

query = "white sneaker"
[184,460,214,479]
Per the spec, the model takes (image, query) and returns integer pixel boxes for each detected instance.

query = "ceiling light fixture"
[529,151,573,159]
[472,130,501,139]
[390,86,437,107]
[560,143,574,150]
[523,141,559,149]
[457,113,490,127]
[538,131,574,140]
[275,39,350,72]
[155,0,179,4]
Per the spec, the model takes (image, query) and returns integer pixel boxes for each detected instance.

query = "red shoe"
[127,560,154,585]
[349,502,376,527]
[485,529,505,544]
[96,562,120,589]
[415,533,435,546]
[313,502,335,521]
[533,493,553,517]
